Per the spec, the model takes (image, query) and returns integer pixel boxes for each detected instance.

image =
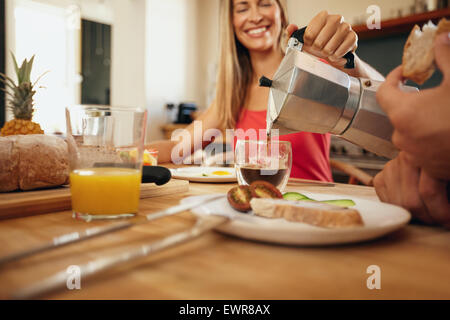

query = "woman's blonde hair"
[215,0,289,129]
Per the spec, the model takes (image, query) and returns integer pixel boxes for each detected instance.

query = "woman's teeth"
[248,27,267,35]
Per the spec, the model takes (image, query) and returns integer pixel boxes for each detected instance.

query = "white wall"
[5,0,15,109]
[5,0,80,132]
[196,0,220,109]
[4,0,114,129]
[144,0,201,141]
[110,0,146,110]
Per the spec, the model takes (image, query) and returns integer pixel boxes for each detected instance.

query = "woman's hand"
[286,11,384,80]
[373,152,450,229]
[287,11,357,68]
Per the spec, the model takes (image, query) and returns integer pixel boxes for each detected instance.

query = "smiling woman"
[147,0,383,182]
[232,0,286,54]
[215,0,289,129]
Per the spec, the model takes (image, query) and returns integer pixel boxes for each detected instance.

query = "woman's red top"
[234,108,332,182]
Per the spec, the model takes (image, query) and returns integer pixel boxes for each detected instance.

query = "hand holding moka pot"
[260,27,418,159]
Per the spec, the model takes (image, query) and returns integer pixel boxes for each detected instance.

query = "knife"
[0,194,225,266]
[12,215,229,299]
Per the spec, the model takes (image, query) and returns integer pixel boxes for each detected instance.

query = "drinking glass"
[235,140,292,192]
[66,105,147,221]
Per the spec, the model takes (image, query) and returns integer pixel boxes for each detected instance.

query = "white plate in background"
[181,192,411,246]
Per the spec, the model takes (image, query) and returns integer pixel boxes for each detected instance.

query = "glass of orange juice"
[66,105,147,221]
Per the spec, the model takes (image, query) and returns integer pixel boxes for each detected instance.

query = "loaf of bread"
[0,135,69,192]
[250,198,364,228]
[402,18,450,85]
[0,136,19,192]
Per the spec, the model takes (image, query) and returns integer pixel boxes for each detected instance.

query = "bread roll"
[0,136,19,192]
[403,18,450,85]
[250,198,364,228]
[0,135,69,192]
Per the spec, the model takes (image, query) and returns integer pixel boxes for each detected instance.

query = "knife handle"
[291,27,355,69]
[142,166,171,185]
[92,163,171,186]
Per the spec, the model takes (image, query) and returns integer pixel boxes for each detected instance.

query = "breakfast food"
[402,18,450,84]
[283,192,311,201]
[250,181,283,199]
[250,198,364,228]
[226,181,363,228]
[119,148,158,166]
[225,181,363,228]
[0,135,69,192]
[202,170,231,177]
[0,136,19,192]
[227,180,284,212]
[0,54,45,136]
[282,192,356,207]
[211,171,231,176]
[227,186,253,212]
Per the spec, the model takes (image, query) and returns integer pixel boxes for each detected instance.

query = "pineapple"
[0,54,45,136]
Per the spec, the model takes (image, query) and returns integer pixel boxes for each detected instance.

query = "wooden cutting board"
[0,179,189,220]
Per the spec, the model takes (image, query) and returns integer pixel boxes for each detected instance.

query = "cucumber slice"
[319,199,356,207]
[283,192,311,201]
[283,192,355,207]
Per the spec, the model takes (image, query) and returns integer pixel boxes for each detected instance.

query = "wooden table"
[0,178,449,300]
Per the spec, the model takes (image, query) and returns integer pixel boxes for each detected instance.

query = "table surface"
[0,173,449,299]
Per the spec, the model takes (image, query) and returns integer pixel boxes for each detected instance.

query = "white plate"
[181,193,411,246]
[170,167,236,183]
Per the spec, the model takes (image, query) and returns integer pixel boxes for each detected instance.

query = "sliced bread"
[250,198,364,228]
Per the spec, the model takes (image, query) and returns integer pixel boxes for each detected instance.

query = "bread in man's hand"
[0,135,69,192]
[402,18,450,85]
[250,198,364,228]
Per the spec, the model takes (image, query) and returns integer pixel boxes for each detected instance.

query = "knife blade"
[12,215,229,299]
[0,194,225,266]
[288,178,335,187]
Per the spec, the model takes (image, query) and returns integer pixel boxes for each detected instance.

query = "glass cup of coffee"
[235,139,292,192]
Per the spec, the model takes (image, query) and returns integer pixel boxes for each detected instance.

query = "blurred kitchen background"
[0,0,449,181]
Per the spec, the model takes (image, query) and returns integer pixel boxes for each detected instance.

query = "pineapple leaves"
[18,58,27,84]
[3,53,45,121]
[0,72,17,89]
[10,52,36,85]
[0,87,14,99]
[11,52,20,82]
[32,70,49,88]
[24,55,35,83]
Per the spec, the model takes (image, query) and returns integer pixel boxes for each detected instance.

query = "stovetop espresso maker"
[260,27,418,159]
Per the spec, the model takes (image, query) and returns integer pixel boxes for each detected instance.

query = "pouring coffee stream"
[260,26,418,159]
